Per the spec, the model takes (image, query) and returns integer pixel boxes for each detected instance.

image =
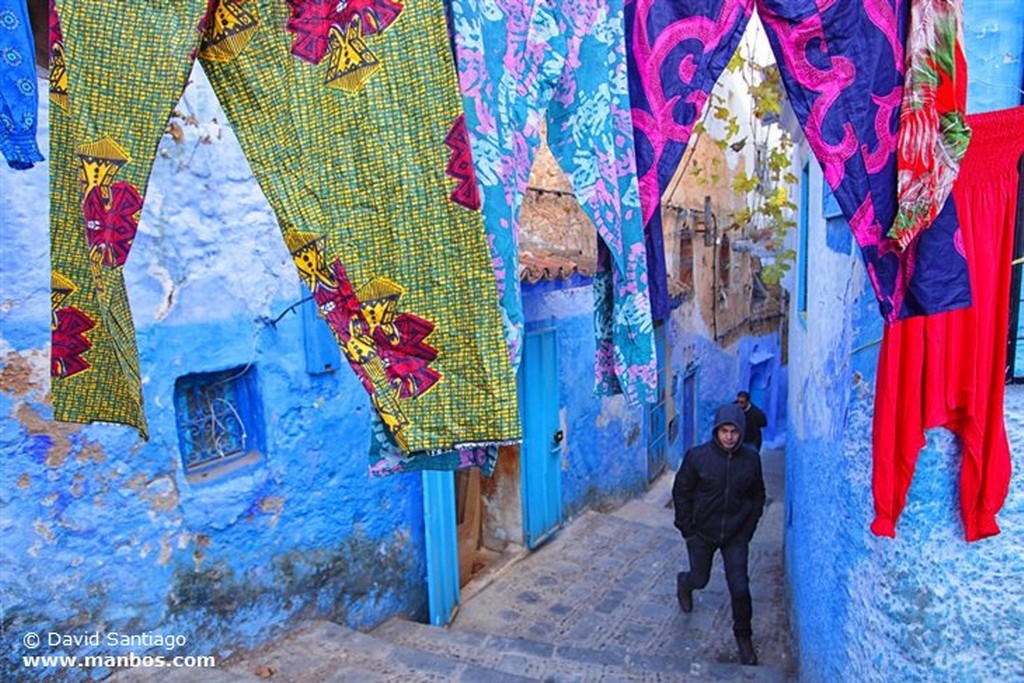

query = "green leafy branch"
[683,31,798,285]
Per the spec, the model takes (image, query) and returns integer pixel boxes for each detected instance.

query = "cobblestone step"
[220,620,532,683]
[448,509,790,674]
[374,615,793,682]
[370,472,793,681]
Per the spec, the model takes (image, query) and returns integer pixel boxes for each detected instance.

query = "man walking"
[736,390,768,453]
[673,404,766,666]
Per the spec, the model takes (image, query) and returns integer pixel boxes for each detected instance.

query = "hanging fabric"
[371,0,664,477]
[871,106,1023,541]
[624,0,972,324]
[49,0,520,457]
[624,0,753,323]
[890,0,971,250]
[445,0,658,406]
[0,0,44,169]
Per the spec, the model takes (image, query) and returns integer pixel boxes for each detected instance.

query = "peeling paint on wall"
[1,66,429,682]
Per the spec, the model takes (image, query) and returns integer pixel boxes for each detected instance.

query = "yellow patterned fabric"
[50,0,520,454]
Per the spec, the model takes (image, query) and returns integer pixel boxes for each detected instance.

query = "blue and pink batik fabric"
[449,0,657,399]
[625,0,971,323]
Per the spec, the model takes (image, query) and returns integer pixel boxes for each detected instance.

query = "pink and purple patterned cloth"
[625,0,971,323]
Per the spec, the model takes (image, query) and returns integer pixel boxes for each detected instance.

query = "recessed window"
[679,233,694,290]
[718,233,731,288]
[797,162,810,318]
[174,366,265,476]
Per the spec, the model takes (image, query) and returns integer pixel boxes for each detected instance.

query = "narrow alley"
[109,448,791,682]
[4,1,1023,681]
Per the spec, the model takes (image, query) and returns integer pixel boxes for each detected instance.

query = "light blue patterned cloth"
[367,0,658,478]
[447,0,657,406]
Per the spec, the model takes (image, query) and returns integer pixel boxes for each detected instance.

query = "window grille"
[718,234,731,288]
[174,366,265,473]
[678,232,694,290]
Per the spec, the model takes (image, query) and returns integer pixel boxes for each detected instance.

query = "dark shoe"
[676,572,693,613]
[735,635,758,666]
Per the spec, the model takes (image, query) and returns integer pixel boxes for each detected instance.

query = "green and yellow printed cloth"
[50,0,520,456]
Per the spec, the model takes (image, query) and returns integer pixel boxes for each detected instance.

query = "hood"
[713,404,746,439]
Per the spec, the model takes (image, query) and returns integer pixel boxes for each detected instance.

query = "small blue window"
[821,184,843,219]
[174,366,265,473]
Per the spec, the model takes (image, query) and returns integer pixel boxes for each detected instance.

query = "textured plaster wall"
[1,69,427,681]
[784,9,1024,679]
[963,0,1023,115]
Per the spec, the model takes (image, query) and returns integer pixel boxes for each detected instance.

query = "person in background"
[736,390,767,453]
[673,404,766,666]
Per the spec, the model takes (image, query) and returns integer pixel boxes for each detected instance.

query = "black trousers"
[680,535,752,636]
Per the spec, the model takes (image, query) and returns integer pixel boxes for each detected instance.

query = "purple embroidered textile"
[625,0,971,322]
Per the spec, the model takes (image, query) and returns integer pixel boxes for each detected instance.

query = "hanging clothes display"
[49,0,520,457]
[367,0,660,477]
[624,0,753,323]
[890,0,971,250]
[0,0,44,169]
[871,106,1023,542]
[445,0,658,405]
[624,0,972,324]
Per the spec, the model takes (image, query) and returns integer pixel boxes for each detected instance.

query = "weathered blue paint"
[736,334,785,447]
[1,70,428,681]
[963,0,1024,113]
[664,325,785,463]
[784,9,1024,680]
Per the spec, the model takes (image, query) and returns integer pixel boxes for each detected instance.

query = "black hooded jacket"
[672,404,766,545]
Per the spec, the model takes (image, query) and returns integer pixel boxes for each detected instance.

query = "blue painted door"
[645,324,668,481]
[520,327,562,549]
[422,470,459,626]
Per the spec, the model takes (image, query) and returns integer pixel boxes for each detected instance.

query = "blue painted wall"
[519,274,786,516]
[665,323,786,468]
[784,7,1024,681]
[1,70,429,681]
[0,62,736,681]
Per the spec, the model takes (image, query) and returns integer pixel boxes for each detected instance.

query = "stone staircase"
[113,453,794,682]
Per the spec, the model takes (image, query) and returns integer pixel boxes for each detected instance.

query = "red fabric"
[871,107,1023,541]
